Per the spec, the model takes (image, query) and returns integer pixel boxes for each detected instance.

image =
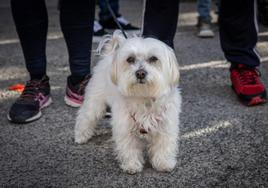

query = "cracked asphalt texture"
[0,1,268,187]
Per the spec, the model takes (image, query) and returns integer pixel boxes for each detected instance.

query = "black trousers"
[142,0,260,67]
[11,0,95,78]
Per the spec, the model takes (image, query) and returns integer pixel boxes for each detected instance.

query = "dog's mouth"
[137,79,146,84]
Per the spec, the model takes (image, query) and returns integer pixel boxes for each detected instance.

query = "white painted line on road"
[258,31,268,37]
[0,33,63,45]
[180,60,228,70]
[0,39,19,45]
[181,121,232,139]
[180,57,268,70]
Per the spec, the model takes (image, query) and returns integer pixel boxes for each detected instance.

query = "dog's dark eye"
[126,56,135,64]
[148,56,158,63]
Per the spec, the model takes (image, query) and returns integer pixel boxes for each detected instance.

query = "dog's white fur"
[75,31,181,174]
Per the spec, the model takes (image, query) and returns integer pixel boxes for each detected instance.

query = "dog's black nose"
[135,69,147,80]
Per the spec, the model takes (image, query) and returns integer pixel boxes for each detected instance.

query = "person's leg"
[142,0,180,48]
[9,0,51,123]
[197,0,212,22]
[11,0,48,79]
[220,0,267,105]
[196,0,214,38]
[215,0,221,16]
[60,0,95,79]
[219,0,260,67]
[93,0,117,38]
[258,0,268,26]
[99,0,120,21]
[59,0,95,107]
[98,0,139,30]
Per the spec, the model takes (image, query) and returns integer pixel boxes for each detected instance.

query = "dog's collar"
[129,105,166,134]
[130,113,148,134]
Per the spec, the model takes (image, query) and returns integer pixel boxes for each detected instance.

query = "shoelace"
[237,68,261,85]
[19,80,43,101]
[77,75,91,94]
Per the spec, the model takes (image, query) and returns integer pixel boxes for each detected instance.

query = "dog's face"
[99,32,180,98]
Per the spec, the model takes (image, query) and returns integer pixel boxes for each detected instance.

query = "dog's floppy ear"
[97,30,126,56]
[110,57,118,85]
[97,30,126,85]
[166,47,180,86]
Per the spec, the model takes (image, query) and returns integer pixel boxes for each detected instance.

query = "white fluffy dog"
[74,31,181,174]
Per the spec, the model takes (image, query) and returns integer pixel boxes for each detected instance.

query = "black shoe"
[94,20,108,36]
[100,16,139,30]
[8,76,52,123]
[94,28,108,37]
[93,20,109,42]
[64,74,91,107]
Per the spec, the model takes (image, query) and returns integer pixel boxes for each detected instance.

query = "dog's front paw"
[74,129,94,144]
[151,157,177,172]
[120,160,143,174]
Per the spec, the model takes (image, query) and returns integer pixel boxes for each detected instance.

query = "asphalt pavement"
[0,1,268,187]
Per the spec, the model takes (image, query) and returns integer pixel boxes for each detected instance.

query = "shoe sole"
[231,85,267,106]
[7,97,53,124]
[198,30,215,38]
[197,33,215,38]
[64,95,82,108]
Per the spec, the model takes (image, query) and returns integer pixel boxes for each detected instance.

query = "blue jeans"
[197,0,212,22]
[98,0,119,21]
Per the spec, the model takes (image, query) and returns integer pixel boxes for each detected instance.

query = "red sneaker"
[230,64,267,106]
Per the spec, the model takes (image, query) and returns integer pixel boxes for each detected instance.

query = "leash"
[105,0,128,39]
